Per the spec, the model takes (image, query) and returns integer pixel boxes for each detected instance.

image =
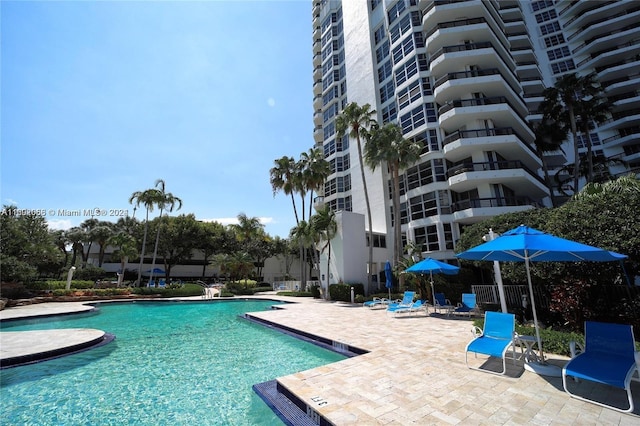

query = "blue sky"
[1,0,312,238]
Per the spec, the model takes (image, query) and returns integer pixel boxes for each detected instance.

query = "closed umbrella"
[405,258,460,305]
[385,261,393,300]
[457,224,626,376]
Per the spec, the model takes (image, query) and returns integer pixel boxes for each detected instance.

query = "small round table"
[516,335,540,363]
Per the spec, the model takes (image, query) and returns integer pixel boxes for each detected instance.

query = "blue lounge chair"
[454,293,477,317]
[388,299,426,316]
[465,311,516,375]
[433,293,453,315]
[363,297,390,308]
[387,291,415,311]
[562,321,638,413]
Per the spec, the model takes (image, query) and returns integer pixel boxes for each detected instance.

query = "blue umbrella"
[144,268,165,275]
[405,258,460,306]
[385,261,393,300]
[457,225,627,371]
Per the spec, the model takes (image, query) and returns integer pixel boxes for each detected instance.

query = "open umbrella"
[384,261,393,300]
[456,225,627,375]
[405,258,460,306]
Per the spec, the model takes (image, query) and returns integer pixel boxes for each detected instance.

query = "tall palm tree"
[91,224,114,267]
[129,186,163,286]
[270,156,301,224]
[300,147,331,219]
[531,117,567,207]
[336,102,377,290]
[149,179,182,284]
[364,123,421,267]
[289,220,316,291]
[539,73,610,194]
[311,205,337,299]
[574,174,640,200]
[574,74,611,183]
[79,218,99,267]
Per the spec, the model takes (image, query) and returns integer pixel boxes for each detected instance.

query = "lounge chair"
[363,297,390,309]
[562,321,638,413]
[388,299,426,316]
[433,293,453,315]
[454,293,477,317]
[387,291,415,310]
[465,311,516,375]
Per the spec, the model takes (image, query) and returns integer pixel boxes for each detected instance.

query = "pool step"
[253,380,328,426]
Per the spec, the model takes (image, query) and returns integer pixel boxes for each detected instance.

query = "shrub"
[309,284,321,299]
[73,266,106,281]
[0,283,34,299]
[329,283,365,302]
[129,283,203,298]
[354,294,365,303]
[275,291,313,297]
[37,280,96,290]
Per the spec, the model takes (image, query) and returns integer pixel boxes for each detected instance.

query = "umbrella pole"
[524,257,544,362]
[430,271,435,306]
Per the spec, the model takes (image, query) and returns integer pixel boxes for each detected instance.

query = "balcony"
[438,95,530,136]
[451,196,540,224]
[442,127,538,167]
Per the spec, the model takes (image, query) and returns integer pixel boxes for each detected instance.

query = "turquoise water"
[0,300,346,425]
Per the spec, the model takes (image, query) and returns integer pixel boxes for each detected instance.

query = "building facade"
[311,0,640,289]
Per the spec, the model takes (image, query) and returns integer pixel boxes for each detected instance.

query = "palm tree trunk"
[356,136,374,292]
[150,208,164,286]
[392,163,402,266]
[137,209,150,287]
[569,108,580,194]
[582,123,594,183]
[326,241,332,300]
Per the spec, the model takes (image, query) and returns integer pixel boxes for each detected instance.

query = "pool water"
[0,300,346,425]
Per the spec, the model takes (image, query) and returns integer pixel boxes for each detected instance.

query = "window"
[443,223,454,250]
[327,196,352,212]
[532,0,554,12]
[414,225,439,252]
[387,0,407,25]
[547,46,570,61]
[378,60,393,83]
[374,25,385,45]
[323,121,335,140]
[392,34,414,63]
[381,102,397,124]
[535,9,557,23]
[551,59,576,74]
[540,21,561,36]
[323,138,335,157]
[409,129,439,155]
[389,14,411,43]
[397,78,422,110]
[370,0,381,11]
[379,80,395,103]
[544,34,565,48]
[394,56,418,86]
[377,40,390,64]
[337,133,349,152]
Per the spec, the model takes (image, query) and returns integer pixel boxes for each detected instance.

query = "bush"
[73,266,106,281]
[0,283,34,299]
[129,283,203,298]
[329,283,365,302]
[35,280,96,290]
[275,291,313,297]
[309,284,321,299]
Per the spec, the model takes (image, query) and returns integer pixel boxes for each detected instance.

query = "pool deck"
[1,295,638,424]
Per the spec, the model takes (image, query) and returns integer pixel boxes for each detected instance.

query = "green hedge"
[275,291,313,297]
[52,288,131,297]
[329,283,365,302]
[26,280,96,290]
[129,283,203,298]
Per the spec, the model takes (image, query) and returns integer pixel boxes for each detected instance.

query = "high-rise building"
[311,0,640,290]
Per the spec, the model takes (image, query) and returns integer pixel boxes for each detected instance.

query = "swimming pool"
[0,300,346,425]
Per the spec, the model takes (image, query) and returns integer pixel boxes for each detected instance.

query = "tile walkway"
[1,296,638,425]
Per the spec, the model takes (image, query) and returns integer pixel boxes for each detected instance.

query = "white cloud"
[48,219,74,230]
[267,97,276,107]
[4,198,18,206]
[202,217,273,226]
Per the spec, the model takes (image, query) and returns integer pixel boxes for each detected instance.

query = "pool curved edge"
[0,329,115,369]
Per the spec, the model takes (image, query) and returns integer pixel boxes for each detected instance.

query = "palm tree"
[574,75,611,183]
[531,117,567,207]
[336,102,377,290]
[108,231,137,286]
[270,156,301,224]
[311,205,337,299]
[574,174,640,200]
[554,154,627,196]
[300,147,331,219]
[539,73,610,194]
[149,179,182,284]
[364,123,421,267]
[79,218,99,267]
[289,220,316,291]
[91,224,114,267]
[129,186,164,286]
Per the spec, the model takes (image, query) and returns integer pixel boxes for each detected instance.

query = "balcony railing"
[451,196,541,212]
[438,95,508,115]
[442,127,533,153]
[430,41,492,63]
[434,68,500,88]
[445,160,545,186]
